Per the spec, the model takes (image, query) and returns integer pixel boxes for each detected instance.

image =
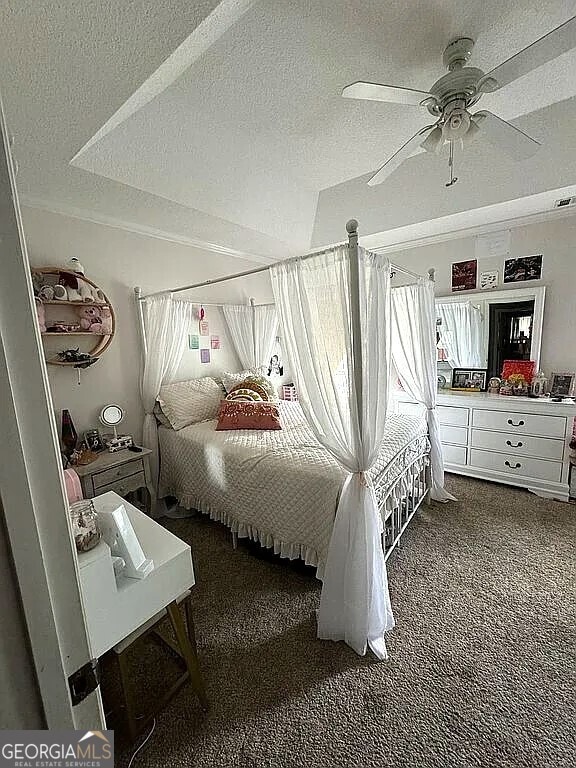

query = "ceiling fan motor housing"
[426,66,485,115]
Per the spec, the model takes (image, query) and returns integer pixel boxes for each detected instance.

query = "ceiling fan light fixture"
[462,117,481,145]
[420,125,443,154]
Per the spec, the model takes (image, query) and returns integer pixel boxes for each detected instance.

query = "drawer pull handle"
[505,440,523,448]
[504,460,521,469]
[507,419,525,427]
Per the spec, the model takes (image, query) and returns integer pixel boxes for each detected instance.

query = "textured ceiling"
[1,0,576,257]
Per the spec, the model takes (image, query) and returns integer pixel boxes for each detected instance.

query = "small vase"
[61,409,78,457]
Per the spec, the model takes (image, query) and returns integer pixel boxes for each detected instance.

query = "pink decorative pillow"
[216,401,282,431]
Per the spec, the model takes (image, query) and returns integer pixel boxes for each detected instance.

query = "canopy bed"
[134,220,453,659]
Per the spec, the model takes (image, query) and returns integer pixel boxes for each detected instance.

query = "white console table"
[436,391,576,502]
[77,491,196,658]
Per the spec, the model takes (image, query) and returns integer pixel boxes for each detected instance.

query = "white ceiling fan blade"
[474,111,540,161]
[342,81,433,106]
[368,125,436,186]
[480,15,576,92]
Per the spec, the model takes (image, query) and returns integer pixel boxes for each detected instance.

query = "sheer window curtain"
[391,281,456,502]
[436,301,483,368]
[140,295,194,514]
[222,304,278,370]
[271,244,395,659]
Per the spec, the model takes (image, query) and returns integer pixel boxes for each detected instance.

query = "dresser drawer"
[95,471,146,498]
[442,444,467,465]
[471,429,564,461]
[437,405,469,427]
[469,449,562,483]
[440,425,468,446]
[93,459,144,490]
[472,409,566,438]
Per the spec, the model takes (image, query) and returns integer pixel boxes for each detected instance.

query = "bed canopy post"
[250,297,257,368]
[134,286,147,357]
[346,219,364,444]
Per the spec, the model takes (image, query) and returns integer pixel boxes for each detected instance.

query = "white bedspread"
[159,401,427,575]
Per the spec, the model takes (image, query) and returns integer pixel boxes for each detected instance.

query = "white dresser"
[436,392,576,501]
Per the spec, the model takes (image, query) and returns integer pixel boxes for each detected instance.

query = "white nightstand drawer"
[96,471,146,498]
[471,429,564,461]
[469,449,562,483]
[93,459,143,489]
[443,444,467,465]
[472,409,566,438]
[440,425,468,446]
[437,405,469,427]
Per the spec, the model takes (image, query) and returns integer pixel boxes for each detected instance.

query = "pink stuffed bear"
[76,305,112,334]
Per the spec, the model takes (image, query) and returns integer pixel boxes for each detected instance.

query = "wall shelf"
[33,267,115,364]
[41,300,109,307]
[42,331,110,337]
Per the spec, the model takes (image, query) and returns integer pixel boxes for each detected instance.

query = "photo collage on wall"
[188,306,223,363]
[452,250,543,292]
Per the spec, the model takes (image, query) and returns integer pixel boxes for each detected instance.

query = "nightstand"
[73,448,155,513]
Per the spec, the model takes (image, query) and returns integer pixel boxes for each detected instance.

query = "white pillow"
[158,377,223,430]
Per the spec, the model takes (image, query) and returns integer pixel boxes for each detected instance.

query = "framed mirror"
[99,404,124,438]
[436,286,545,380]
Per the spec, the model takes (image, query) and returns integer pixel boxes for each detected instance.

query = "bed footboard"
[377,449,430,561]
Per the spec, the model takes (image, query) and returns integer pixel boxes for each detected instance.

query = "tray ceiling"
[2,0,576,258]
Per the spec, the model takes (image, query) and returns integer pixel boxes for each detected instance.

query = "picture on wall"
[210,335,220,350]
[199,319,209,336]
[200,348,210,364]
[503,254,543,283]
[480,269,499,290]
[188,334,199,350]
[451,259,477,292]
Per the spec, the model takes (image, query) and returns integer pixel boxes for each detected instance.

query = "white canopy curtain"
[140,294,195,514]
[436,301,483,369]
[271,243,395,659]
[222,303,278,370]
[391,281,456,502]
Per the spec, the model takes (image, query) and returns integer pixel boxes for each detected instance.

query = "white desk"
[77,492,195,659]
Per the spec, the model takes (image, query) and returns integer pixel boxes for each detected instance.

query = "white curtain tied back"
[140,295,195,515]
[391,280,455,503]
[271,244,395,659]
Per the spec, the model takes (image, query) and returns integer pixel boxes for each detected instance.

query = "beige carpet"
[115,475,576,768]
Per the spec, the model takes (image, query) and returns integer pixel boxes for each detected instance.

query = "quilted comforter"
[159,401,427,576]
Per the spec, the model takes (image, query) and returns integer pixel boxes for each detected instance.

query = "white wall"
[391,214,576,376]
[23,207,275,440]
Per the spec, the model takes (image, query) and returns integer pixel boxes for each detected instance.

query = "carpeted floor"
[114,475,576,768]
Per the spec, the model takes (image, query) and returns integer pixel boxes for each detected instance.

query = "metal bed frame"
[136,219,435,566]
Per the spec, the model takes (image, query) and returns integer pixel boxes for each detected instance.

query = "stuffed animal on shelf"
[77,305,104,332]
[99,306,113,334]
[76,304,112,334]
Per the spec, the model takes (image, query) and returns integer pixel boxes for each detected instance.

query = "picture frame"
[84,428,105,452]
[451,368,488,392]
[549,372,575,398]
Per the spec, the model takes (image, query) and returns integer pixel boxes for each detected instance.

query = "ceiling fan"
[342,16,576,187]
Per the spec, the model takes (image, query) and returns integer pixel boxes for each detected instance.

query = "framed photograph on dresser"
[451,368,488,392]
[550,372,575,398]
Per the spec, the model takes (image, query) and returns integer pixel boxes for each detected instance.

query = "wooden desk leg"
[117,650,141,742]
[166,601,208,710]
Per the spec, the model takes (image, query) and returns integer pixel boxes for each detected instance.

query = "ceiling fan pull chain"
[446,141,458,187]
